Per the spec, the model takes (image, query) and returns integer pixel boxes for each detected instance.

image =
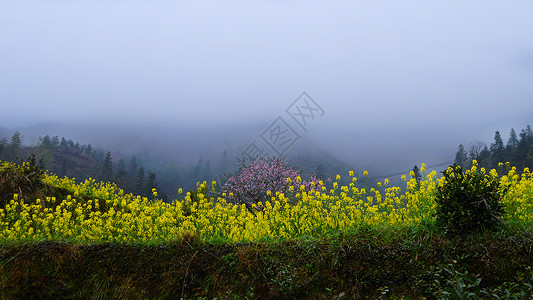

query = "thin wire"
[366,160,453,181]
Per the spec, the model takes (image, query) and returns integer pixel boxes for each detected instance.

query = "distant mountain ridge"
[0,123,355,201]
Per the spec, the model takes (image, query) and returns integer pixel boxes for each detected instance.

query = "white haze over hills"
[1,117,530,181]
[2,0,533,177]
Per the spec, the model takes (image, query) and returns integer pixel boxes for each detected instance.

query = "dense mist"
[1,118,530,175]
[1,0,532,189]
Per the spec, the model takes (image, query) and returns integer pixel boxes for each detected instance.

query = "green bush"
[435,164,506,235]
[0,155,45,207]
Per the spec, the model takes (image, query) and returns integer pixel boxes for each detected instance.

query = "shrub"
[435,163,506,235]
[222,156,322,209]
[0,155,45,206]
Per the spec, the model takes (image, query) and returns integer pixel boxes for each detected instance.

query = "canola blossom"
[0,161,532,244]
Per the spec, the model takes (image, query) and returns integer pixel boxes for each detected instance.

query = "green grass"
[1,229,532,299]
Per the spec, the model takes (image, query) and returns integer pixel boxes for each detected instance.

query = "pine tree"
[117,159,127,173]
[506,128,520,165]
[128,156,138,178]
[51,136,60,147]
[480,145,491,167]
[102,151,113,182]
[59,137,69,150]
[454,144,469,167]
[115,158,128,188]
[527,145,533,166]
[135,167,145,196]
[518,126,533,161]
[6,131,23,161]
[36,135,55,169]
[40,135,52,147]
[507,128,519,148]
[85,144,93,156]
[146,172,158,197]
[526,125,533,139]
[0,138,7,157]
[412,165,421,187]
[522,125,533,168]
[490,131,505,166]
[10,131,22,149]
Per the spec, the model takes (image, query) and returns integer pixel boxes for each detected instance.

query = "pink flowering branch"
[222,156,323,209]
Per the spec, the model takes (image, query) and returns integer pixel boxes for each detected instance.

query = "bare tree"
[469,141,486,163]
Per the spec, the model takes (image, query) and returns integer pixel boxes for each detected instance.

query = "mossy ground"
[1,230,532,299]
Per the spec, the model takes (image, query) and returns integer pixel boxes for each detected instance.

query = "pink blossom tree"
[222,156,322,209]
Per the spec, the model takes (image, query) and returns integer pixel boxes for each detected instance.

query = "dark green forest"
[454,125,533,171]
[0,133,165,200]
[2,123,532,203]
[0,131,353,201]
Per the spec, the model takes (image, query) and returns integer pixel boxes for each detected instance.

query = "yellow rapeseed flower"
[1,159,531,244]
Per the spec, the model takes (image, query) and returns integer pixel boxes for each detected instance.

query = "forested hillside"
[0,131,354,201]
[0,132,164,200]
[455,124,533,171]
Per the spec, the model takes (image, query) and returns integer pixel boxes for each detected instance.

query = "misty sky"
[1,1,533,171]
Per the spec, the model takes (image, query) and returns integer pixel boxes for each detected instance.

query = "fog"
[1,0,533,175]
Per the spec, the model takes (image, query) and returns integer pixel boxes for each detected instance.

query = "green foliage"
[0,155,45,207]
[491,130,505,165]
[181,189,201,217]
[411,165,422,189]
[459,124,533,173]
[0,132,162,200]
[435,164,506,235]
[420,257,482,299]
[101,151,113,182]
[1,232,532,299]
[419,260,533,299]
[481,266,533,299]
[455,144,469,167]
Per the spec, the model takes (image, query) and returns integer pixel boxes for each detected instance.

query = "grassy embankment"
[1,160,532,298]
